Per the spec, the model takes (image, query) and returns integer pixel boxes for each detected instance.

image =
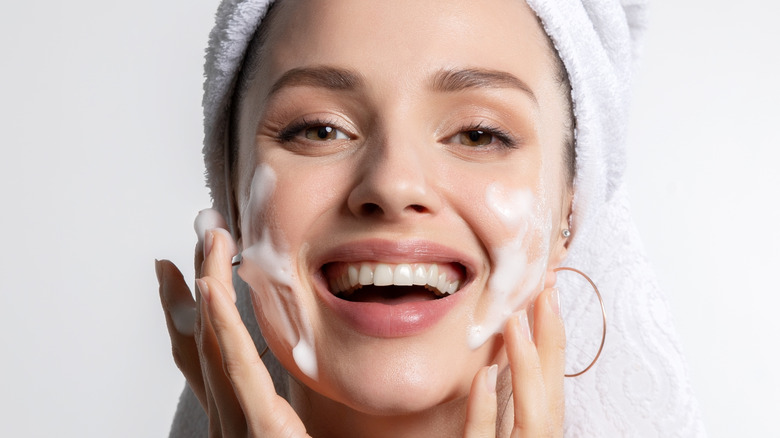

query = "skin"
[158,0,573,436]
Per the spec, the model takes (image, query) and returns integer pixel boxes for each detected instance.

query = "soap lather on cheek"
[237,164,319,380]
[467,182,550,349]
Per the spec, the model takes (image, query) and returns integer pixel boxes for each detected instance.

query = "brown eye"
[304,126,349,141]
[458,130,493,147]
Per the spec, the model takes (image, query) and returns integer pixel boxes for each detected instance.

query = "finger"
[463,365,498,438]
[194,208,235,283]
[505,310,551,437]
[200,276,309,437]
[195,278,247,437]
[156,259,207,408]
[195,215,247,436]
[202,228,238,301]
[532,288,565,426]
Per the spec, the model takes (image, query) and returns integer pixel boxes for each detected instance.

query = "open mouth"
[322,262,467,303]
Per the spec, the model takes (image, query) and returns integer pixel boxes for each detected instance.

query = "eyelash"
[276,117,350,143]
[451,122,518,149]
[276,118,518,149]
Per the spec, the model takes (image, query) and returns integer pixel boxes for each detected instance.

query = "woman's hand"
[156,224,309,437]
[463,288,566,438]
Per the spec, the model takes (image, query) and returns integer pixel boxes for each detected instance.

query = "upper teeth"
[328,262,461,297]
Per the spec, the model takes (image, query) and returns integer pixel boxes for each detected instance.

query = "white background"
[1,1,777,436]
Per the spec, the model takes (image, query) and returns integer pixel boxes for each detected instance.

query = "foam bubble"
[237,164,319,380]
[467,182,548,349]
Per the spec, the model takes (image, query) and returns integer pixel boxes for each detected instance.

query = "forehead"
[255,0,556,98]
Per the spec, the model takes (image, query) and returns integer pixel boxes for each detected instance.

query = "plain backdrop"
[1,1,778,436]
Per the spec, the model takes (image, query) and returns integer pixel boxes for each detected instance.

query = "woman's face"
[234,0,571,415]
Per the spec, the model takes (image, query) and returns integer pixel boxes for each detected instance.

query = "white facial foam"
[467,182,550,349]
[237,164,318,380]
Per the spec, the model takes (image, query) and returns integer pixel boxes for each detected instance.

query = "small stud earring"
[562,229,571,238]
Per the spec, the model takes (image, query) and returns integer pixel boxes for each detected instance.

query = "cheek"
[258,160,348,251]
[466,179,554,349]
[236,163,320,380]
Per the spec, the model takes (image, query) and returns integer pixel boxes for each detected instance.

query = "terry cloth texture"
[172,0,707,436]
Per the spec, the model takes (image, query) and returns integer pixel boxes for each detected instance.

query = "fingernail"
[204,230,214,259]
[214,228,239,257]
[550,287,561,317]
[486,364,498,394]
[196,278,210,302]
[154,259,163,285]
[517,311,533,342]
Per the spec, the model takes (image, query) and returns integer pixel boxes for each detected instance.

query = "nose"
[347,137,441,221]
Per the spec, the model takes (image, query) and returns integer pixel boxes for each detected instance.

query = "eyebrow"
[430,68,538,105]
[268,66,364,96]
[267,66,537,105]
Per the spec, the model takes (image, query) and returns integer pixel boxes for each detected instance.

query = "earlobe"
[552,229,570,265]
[561,191,574,251]
[544,193,573,289]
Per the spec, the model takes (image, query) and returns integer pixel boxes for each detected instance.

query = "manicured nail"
[486,364,498,394]
[154,259,162,285]
[204,230,214,259]
[550,287,561,317]
[517,311,533,342]
[196,278,210,302]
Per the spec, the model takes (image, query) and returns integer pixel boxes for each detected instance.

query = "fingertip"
[202,230,239,302]
[214,228,239,257]
[155,259,163,285]
[194,208,227,243]
[516,311,532,343]
[464,365,499,438]
[486,364,498,394]
[196,278,210,302]
[549,287,561,317]
[204,230,214,259]
[210,228,239,258]
[544,269,557,289]
[534,288,564,336]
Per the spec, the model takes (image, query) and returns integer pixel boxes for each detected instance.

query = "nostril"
[409,204,426,213]
[361,203,383,215]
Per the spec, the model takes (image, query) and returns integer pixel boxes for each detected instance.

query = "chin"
[294,322,504,418]
[317,355,467,416]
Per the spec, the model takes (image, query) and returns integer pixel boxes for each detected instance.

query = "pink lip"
[312,239,476,338]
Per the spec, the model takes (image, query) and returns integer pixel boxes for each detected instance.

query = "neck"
[287,369,516,438]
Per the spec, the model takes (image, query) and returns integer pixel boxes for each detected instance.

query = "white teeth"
[394,264,413,286]
[358,264,373,285]
[348,265,359,287]
[374,264,394,286]
[427,264,439,285]
[413,265,427,285]
[328,262,462,297]
[436,273,448,293]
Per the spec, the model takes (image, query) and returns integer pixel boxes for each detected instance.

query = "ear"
[544,191,573,289]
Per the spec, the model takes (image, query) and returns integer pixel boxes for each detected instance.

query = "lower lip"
[315,283,467,338]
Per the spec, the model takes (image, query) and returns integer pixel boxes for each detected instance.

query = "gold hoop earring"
[554,267,607,378]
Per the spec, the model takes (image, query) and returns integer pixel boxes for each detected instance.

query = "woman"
[156,0,706,436]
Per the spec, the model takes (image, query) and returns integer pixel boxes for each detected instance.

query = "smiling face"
[231,0,572,417]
